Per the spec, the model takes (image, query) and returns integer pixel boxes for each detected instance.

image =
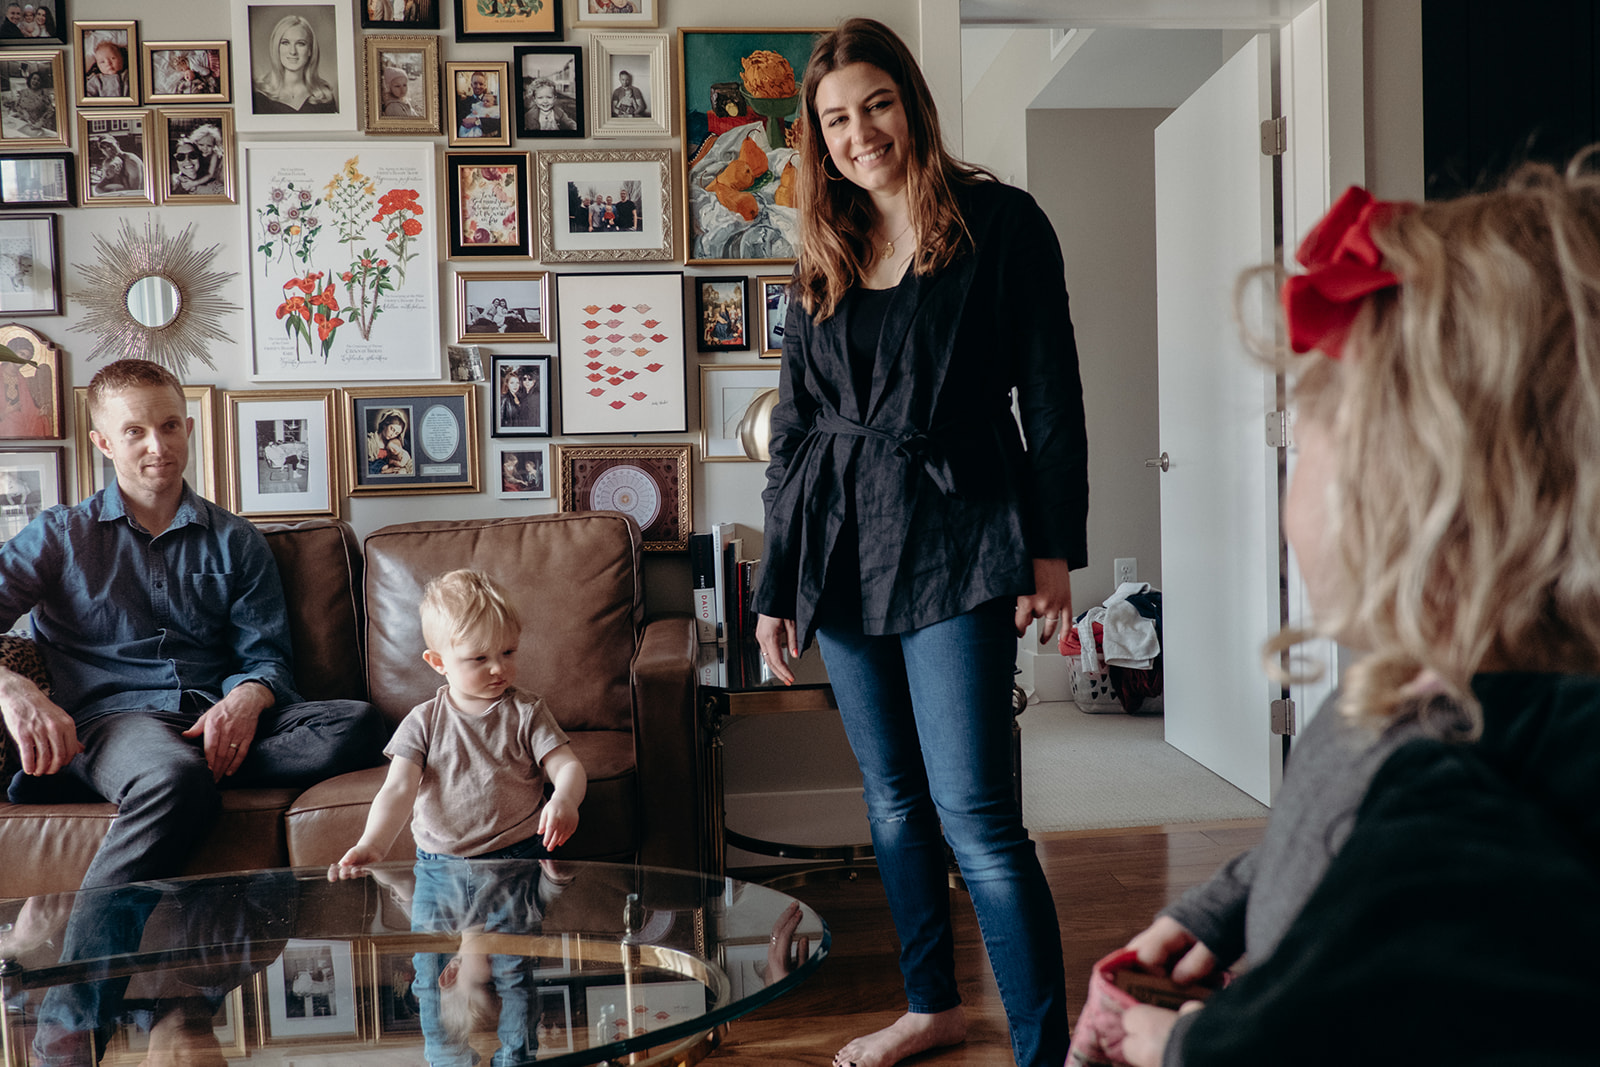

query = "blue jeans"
[817,599,1068,1067]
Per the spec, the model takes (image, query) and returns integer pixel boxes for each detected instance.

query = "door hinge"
[1270,697,1297,736]
[1266,410,1291,449]
[1260,116,1287,156]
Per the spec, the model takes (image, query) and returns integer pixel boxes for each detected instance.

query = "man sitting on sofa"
[0,358,385,890]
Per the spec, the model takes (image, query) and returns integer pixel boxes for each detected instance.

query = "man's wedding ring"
[229,743,239,749]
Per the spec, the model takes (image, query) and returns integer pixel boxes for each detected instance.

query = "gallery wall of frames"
[0,0,925,599]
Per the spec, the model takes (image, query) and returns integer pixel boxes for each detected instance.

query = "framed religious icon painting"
[756,274,790,356]
[511,45,583,139]
[362,34,440,135]
[142,41,231,104]
[555,270,685,434]
[0,152,72,208]
[444,61,511,147]
[444,150,531,258]
[0,322,60,439]
[693,275,746,352]
[0,212,59,316]
[535,148,672,263]
[495,442,551,499]
[78,110,156,206]
[453,0,561,42]
[589,32,669,138]
[678,28,824,265]
[157,108,236,205]
[0,52,67,147]
[231,0,359,133]
[342,384,480,496]
[222,387,340,521]
[75,20,139,106]
[556,442,689,551]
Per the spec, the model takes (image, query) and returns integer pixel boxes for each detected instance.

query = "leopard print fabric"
[0,633,50,783]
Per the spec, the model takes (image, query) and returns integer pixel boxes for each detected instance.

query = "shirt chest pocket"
[176,571,235,633]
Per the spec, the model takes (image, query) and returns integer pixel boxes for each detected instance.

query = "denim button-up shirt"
[0,482,302,722]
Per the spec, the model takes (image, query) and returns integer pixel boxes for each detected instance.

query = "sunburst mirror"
[69,218,241,376]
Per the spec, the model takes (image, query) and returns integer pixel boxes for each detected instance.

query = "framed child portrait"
[361,0,439,30]
[142,41,231,104]
[78,110,156,206]
[0,152,72,208]
[445,61,510,147]
[0,52,67,147]
[232,0,358,133]
[589,31,669,138]
[157,109,235,204]
[490,354,552,437]
[343,384,480,496]
[694,275,747,352]
[0,211,58,316]
[362,34,439,135]
[511,44,583,139]
[495,442,551,499]
[445,151,531,258]
[0,1,63,46]
[75,20,139,106]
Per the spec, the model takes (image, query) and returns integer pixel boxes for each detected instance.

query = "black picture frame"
[511,45,583,140]
[490,354,553,437]
[0,1,63,46]
[0,152,74,208]
[694,275,748,352]
[452,0,562,42]
[359,0,440,30]
[444,150,531,258]
[0,211,58,315]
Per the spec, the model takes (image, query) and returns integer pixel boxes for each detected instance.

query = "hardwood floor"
[710,819,1268,1066]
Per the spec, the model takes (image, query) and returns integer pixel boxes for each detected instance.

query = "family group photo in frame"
[0,51,66,147]
[361,0,439,30]
[536,147,671,262]
[0,0,63,45]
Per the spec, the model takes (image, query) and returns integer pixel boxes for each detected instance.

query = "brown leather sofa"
[0,512,702,899]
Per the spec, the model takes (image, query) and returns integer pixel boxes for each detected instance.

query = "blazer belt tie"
[811,412,961,496]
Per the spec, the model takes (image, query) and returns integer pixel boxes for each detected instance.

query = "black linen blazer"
[755,179,1088,650]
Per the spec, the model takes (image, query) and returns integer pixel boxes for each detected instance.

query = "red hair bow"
[1282,186,1406,358]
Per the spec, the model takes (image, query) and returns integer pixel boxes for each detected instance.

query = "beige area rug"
[1020,700,1268,832]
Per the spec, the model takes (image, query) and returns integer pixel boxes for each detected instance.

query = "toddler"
[528,77,575,132]
[337,568,586,869]
[1099,166,1600,1067]
[458,88,498,139]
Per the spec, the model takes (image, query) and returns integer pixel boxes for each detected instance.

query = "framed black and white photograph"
[361,0,439,30]
[0,212,56,315]
[74,384,221,504]
[491,353,552,437]
[535,147,672,263]
[260,939,361,1043]
[0,1,63,46]
[495,442,551,499]
[572,0,656,29]
[362,33,439,135]
[78,110,155,206]
[75,20,139,106]
[0,152,71,208]
[0,446,60,544]
[446,343,484,382]
[343,384,480,496]
[455,269,549,342]
[535,985,574,1053]
[142,41,231,104]
[223,387,339,520]
[0,51,66,146]
[757,273,790,356]
[445,150,530,258]
[700,363,779,460]
[157,109,235,204]
[445,60,509,147]
[511,44,582,139]
[694,275,747,352]
[232,0,358,133]
[589,31,669,138]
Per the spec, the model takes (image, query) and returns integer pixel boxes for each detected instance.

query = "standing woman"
[251,14,336,115]
[753,17,1086,1067]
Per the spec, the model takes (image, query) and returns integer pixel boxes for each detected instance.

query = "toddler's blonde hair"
[420,568,522,651]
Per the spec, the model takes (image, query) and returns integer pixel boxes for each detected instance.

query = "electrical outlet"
[1114,557,1138,586]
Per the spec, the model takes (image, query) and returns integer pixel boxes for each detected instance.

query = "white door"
[1154,34,1283,804]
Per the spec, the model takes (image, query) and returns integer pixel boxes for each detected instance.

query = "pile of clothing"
[1060,583,1163,713]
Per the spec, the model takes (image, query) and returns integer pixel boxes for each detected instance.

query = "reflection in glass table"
[0,859,828,1065]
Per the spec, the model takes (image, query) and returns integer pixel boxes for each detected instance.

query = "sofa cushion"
[259,519,368,705]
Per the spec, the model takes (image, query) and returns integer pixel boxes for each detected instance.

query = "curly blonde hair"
[1284,159,1600,724]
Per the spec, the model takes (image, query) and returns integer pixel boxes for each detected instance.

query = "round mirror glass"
[126,276,180,330]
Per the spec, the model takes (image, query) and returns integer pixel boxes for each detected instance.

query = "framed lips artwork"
[554,270,685,434]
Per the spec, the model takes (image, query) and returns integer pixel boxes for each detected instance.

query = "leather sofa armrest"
[630,614,702,871]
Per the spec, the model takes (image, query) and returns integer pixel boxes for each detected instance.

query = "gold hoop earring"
[822,154,846,182]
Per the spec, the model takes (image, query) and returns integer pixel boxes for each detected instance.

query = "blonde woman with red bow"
[1079,165,1600,1067]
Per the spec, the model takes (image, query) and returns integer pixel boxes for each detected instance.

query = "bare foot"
[832,1007,968,1067]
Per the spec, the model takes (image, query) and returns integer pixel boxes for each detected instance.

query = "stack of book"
[690,521,764,687]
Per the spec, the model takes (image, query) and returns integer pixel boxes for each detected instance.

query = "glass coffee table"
[0,860,827,1065]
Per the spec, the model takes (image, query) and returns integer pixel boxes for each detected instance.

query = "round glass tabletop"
[0,860,828,1065]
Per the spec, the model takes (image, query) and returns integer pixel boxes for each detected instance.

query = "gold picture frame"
[556,442,690,552]
[73,384,220,504]
[156,107,236,205]
[453,269,550,342]
[78,108,156,207]
[362,33,440,135]
[75,19,140,107]
[223,387,341,521]
[0,50,69,148]
[342,383,480,497]
[140,40,231,105]
[444,60,511,146]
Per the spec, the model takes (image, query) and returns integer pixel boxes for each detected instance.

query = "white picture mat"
[540,151,670,260]
[0,215,53,312]
[495,442,552,499]
[700,364,778,459]
[555,271,686,434]
[263,938,359,1039]
[233,396,333,515]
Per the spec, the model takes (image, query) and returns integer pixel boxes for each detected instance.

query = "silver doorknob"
[1145,452,1170,472]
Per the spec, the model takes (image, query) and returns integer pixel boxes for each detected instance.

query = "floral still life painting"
[244,142,439,380]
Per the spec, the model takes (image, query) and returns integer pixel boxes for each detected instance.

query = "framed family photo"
[445,150,531,258]
[590,32,670,138]
[0,1,62,45]
[73,384,220,502]
[573,0,656,28]
[0,152,71,207]
[555,270,685,434]
[157,109,235,204]
[231,0,358,133]
[222,387,340,520]
[0,52,66,146]
[694,275,747,352]
[79,110,156,206]
[757,274,791,356]
[75,20,139,106]
[453,0,562,42]
[455,269,549,342]
[495,442,551,499]
[699,363,779,460]
[490,353,552,437]
[511,44,582,139]
[361,0,440,29]
[260,939,361,1043]
[445,60,510,147]
[362,34,439,135]
[0,447,60,544]
[142,41,231,104]
[557,443,690,552]
[343,384,480,496]
[535,147,672,263]
[0,212,57,315]
[0,322,59,439]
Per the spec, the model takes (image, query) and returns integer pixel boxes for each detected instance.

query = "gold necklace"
[879,220,914,262]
